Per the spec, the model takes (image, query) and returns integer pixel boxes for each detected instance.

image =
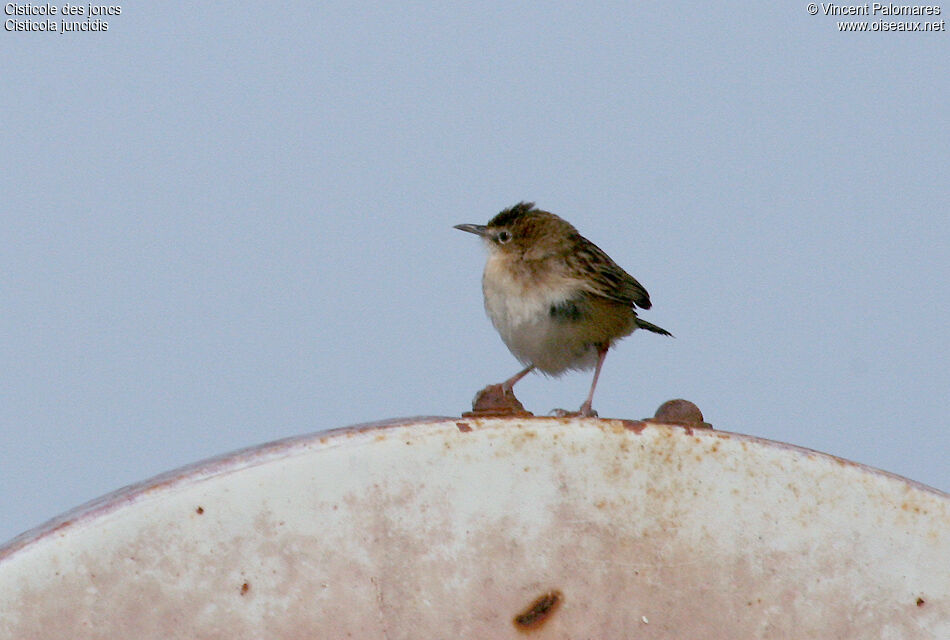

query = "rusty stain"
[917,597,925,607]
[513,590,562,631]
[195,506,204,515]
[456,422,472,433]
[619,419,647,434]
[48,519,75,538]
[240,582,250,596]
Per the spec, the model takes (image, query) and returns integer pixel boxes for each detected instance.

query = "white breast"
[481,255,598,374]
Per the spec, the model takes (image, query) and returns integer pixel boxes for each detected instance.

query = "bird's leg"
[501,364,535,395]
[577,346,609,417]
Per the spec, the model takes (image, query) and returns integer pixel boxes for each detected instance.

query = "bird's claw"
[551,407,598,418]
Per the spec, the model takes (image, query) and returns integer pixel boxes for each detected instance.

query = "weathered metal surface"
[1,416,948,638]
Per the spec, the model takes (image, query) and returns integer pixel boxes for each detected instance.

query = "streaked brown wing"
[566,235,652,310]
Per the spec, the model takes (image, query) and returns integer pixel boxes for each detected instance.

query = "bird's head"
[454,202,576,259]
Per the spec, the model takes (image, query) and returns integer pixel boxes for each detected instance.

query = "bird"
[454,201,671,417]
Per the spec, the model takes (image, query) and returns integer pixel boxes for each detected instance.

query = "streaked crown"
[483,202,579,258]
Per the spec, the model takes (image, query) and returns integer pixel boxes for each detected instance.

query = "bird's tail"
[636,318,673,337]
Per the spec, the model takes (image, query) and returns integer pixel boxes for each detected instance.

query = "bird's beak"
[453,223,488,237]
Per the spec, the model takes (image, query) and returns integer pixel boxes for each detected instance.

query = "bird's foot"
[463,384,534,418]
[551,406,598,418]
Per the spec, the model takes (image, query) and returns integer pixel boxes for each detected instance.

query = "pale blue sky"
[2,3,947,543]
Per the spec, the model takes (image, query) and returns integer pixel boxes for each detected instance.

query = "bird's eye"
[497,230,512,244]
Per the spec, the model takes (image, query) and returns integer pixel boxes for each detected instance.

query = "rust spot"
[240,582,250,596]
[619,419,647,433]
[456,422,473,433]
[917,597,925,607]
[513,590,562,631]
[195,506,204,515]
[49,519,76,537]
